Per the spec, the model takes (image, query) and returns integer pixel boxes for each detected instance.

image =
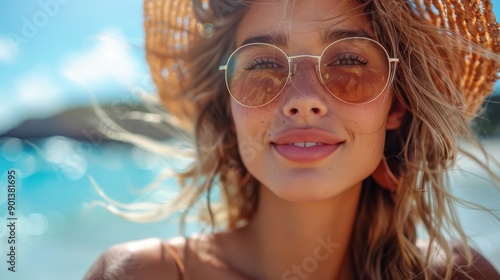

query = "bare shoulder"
[418,240,500,279]
[448,244,500,280]
[83,237,186,280]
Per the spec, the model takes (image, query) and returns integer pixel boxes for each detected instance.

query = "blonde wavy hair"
[91,0,500,279]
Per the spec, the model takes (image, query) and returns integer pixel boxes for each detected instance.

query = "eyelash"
[245,58,282,70]
[334,54,368,65]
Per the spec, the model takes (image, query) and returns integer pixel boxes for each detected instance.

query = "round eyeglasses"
[219,37,399,108]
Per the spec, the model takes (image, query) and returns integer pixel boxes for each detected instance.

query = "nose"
[282,63,328,118]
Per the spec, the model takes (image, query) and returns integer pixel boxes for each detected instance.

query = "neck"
[226,183,362,280]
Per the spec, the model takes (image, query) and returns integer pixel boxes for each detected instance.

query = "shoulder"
[83,237,186,280]
[419,240,500,280]
[447,245,500,280]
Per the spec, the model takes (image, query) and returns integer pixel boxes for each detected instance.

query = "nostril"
[290,108,299,114]
[311,108,320,114]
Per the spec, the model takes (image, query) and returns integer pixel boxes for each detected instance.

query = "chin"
[259,172,361,202]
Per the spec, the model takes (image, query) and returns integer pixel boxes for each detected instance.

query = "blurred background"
[0,0,499,279]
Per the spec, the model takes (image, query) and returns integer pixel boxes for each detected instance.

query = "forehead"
[236,0,372,49]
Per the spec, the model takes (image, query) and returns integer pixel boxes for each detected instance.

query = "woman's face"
[231,0,404,201]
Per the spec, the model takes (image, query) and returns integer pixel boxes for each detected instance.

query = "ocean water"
[0,136,499,279]
[0,136,193,279]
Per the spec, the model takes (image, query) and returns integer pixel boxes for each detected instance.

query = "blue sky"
[0,0,499,134]
[0,0,149,133]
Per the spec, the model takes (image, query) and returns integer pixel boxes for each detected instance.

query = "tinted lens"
[226,44,289,107]
[320,38,390,103]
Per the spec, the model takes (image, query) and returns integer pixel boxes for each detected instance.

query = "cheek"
[231,102,294,169]
[335,100,390,134]
[231,103,262,139]
[231,101,287,141]
[231,102,275,162]
[333,100,391,161]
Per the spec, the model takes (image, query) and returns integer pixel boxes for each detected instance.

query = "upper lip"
[271,128,344,145]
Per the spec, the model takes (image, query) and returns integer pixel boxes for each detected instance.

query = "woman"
[85,0,500,279]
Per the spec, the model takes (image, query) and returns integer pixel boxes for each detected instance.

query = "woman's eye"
[245,58,282,70]
[331,54,368,66]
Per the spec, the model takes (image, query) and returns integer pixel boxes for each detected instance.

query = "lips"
[271,128,343,163]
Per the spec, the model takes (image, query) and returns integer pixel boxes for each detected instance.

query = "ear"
[386,99,406,130]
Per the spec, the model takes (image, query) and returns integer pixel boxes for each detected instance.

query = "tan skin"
[85,0,500,279]
[85,236,500,280]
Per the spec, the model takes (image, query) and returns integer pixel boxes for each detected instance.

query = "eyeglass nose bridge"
[288,54,322,78]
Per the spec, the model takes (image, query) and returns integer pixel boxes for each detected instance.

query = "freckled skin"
[231,0,402,202]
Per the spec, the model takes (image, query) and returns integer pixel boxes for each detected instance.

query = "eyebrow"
[320,28,374,43]
[240,28,374,47]
[241,33,287,46]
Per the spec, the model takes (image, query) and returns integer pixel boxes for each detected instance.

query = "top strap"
[165,243,185,280]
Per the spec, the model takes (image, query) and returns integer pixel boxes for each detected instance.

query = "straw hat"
[144,0,500,130]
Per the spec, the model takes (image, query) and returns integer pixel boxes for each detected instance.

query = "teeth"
[288,142,324,147]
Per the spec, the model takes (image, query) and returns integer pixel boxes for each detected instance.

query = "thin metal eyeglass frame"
[218,37,400,108]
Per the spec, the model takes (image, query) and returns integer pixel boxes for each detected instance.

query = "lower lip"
[272,143,341,163]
